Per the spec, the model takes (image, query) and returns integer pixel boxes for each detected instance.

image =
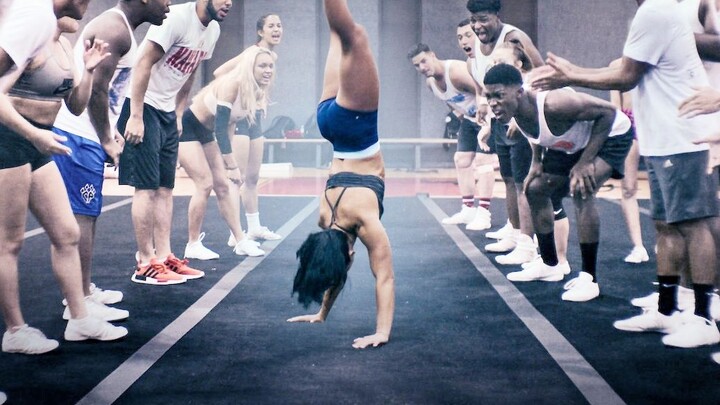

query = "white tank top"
[54,8,137,143]
[428,60,477,119]
[678,0,720,89]
[517,89,631,154]
[472,23,518,86]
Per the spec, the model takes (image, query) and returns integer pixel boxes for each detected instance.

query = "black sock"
[536,232,558,266]
[694,284,714,320]
[579,242,599,281]
[657,275,680,316]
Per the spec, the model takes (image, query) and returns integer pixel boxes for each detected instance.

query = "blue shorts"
[646,150,719,224]
[317,98,379,159]
[116,100,179,190]
[235,111,263,140]
[52,129,105,217]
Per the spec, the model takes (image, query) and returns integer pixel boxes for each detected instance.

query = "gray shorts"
[646,150,719,224]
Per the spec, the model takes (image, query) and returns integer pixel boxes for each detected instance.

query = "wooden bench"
[263,138,457,170]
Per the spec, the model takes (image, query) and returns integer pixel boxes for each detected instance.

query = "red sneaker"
[131,258,186,285]
[164,254,205,280]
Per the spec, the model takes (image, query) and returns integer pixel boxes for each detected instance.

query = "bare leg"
[621,140,644,249]
[455,152,476,198]
[554,217,570,264]
[179,141,213,243]
[0,165,30,329]
[29,163,87,319]
[203,141,246,240]
[241,137,265,216]
[322,0,379,111]
[153,187,174,259]
[75,214,96,296]
[515,183,534,236]
[503,177,519,228]
[132,189,156,263]
[473,153,495,205]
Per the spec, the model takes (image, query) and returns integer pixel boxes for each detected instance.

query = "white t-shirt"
[623,0,715,156]
[0,0,55,89]
[132,1,220,112]
[54,8,138,143]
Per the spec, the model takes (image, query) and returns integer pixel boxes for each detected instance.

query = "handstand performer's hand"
[352,332,388,349]
[287,313,324,323]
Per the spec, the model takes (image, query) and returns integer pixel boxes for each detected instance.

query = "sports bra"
[9,39,74,102]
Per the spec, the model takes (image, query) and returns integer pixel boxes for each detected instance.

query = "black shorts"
[543,131,633,179]
[179,109,215,145]
[116,100,179,190]
[496,135,531,184]
[457,118,480,153]
[235,111,263,140]
[0,120,53,171]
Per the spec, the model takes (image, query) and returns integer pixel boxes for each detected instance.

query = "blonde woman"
[178,46,275,259]
[215,14,284,244]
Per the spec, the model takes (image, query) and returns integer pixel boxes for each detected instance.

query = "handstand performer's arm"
[353,217,394,349]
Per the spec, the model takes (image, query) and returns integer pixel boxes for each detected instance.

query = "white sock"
[246,212,260,230]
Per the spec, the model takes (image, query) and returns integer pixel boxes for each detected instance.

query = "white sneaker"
[441,206,477,225]
[227,232,238,247]
[247,226,282,241]
[63,297,129,322]
[613,309,682,334]
[184,232,219,260]
[233,238,265,257]
[485,231,518,253]
[64,316,128,342]
[466,206,492,231]
[486,220,513,240]
[712,352,720,365]
[662,315,720,348]
[496,235,537,265]
[630,292,658,309]
[62,283,123,306]
[507,260,567,282]
[561,272,600,302]
[2,325,59,355]
[0,391,6,404]
[624,246,649,263]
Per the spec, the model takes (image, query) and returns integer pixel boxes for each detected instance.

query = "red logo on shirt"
[551,140,575,151]
[165,47,207,74]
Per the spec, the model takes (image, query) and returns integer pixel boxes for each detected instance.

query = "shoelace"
[166,256,189,270]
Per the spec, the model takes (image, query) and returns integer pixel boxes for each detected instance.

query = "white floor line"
[24,197,133,239]
[76,198,318,405]
[419,195,626,405]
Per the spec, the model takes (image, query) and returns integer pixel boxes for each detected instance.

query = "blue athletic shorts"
[52,128,105,217]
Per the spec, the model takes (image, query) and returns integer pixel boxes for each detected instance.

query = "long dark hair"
[293,229,351,308]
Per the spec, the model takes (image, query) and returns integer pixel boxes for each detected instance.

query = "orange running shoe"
[164,254,205,280]
[131,258,186,285]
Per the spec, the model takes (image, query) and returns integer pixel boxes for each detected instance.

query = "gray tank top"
[9,39,74,101]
